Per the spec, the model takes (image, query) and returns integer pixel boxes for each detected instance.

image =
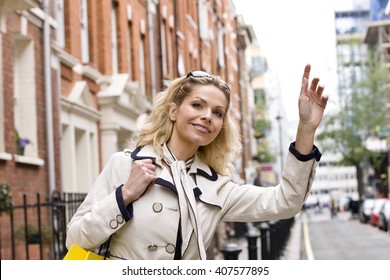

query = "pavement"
[279,212,303,260]
[215,213,304,260]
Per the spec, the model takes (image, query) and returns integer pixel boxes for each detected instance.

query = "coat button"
[116,214,124,224]
[165,243,175,254]
[148,245,158,251]
[109,219,118,229]
[152,202,163,213]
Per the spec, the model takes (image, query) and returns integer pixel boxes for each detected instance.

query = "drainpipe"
[43,0,56,194]
[173,0,178,77]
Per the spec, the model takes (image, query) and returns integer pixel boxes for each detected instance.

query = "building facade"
[364,0,390,196]
[307,0,369,204]
[0,0,258,259]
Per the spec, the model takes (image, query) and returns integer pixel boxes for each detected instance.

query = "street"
[302,207,390,260]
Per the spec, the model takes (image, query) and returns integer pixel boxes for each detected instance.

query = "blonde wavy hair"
[135,72,241,175]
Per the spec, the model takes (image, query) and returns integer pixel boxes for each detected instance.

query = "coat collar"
[131,145,218,182]
[131,145,222,207]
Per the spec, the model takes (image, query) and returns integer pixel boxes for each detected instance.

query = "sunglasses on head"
[185,70,231,92]
[186,70,212,79]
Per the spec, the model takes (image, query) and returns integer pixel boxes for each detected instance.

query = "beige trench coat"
[66,144,320,260]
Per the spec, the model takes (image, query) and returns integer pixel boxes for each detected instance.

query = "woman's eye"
[214,111,223,118]
[192,103,202,109]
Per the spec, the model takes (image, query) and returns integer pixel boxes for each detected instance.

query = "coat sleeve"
[220,150,318,222]
[65,152,131,251]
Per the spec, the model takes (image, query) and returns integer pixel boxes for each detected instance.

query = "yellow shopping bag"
[63,243,108,260]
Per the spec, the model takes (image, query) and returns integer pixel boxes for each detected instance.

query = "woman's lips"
[192,123,211,133]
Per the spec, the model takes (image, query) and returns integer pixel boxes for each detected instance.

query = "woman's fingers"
[316,84,325,95]
[302,64,311,81]
[310,77,320,92]
[122,159,157,203]
[300,64,311,97]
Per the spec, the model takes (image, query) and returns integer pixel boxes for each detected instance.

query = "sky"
[233,0,340,122]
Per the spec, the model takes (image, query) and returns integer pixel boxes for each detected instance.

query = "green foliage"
[256,150,276,163]
[317,50,388,196]
[318,55,387,158]
[254,119,271,139]
[15,224,53,244]
[0,182,12,212]
[255,141,276,163]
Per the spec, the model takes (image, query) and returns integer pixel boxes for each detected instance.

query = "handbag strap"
[98,235,112,259]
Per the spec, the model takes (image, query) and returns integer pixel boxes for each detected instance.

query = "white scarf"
[162,144,207,260]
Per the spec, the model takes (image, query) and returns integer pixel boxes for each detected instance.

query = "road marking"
[302,215,315,260]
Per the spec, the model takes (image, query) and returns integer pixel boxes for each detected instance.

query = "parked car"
[370,198,389,226]
[359,198,375,223]
[378,200,390,232]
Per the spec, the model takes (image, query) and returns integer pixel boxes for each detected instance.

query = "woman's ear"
[169,103,177,121]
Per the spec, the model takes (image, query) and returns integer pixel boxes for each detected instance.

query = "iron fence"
[0,191,86,260]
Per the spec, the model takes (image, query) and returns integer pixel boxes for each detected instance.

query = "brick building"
[0,0,255,259]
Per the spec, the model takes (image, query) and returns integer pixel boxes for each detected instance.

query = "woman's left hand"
[298,64,328,131]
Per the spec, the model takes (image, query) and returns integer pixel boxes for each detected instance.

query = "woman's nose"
[201,110,212,122]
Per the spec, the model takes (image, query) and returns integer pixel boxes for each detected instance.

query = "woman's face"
[168,84,228,155]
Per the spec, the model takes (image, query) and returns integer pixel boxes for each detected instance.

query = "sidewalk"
[279,213,303,260]
[217,214,304,260]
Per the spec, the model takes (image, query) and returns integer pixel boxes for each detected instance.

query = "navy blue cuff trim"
[116,185,133,222]
[289,142,322,162]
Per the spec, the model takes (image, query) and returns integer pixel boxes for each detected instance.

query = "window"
[167,19,174,76]
[111,1,119,74]
[198,0,208,40]
[13,36,38,158]
[217,24,225,67]
[127,20,133,80]
[161,18,167,76]
[126,4,133,79]
[56,0,65,47]
[252,56,268,75]
[139,35,146,96]
[80,0,90,63]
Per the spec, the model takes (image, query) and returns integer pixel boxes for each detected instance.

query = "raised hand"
[298,64,328,131]
[295,64,329,155]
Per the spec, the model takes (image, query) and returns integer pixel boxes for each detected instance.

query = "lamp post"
[387,132,390,196]
[276,114,283,177]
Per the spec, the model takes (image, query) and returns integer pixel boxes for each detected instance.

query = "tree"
[317,50,388,198]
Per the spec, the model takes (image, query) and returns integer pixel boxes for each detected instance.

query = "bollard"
[220,243,242,260]
[274,220,281,258]
[279,219,287,252]
[268,220,277,260]
[281,217,294,253]
[258,222,270,260]
[245,230,259,260]
[280,218,292,251]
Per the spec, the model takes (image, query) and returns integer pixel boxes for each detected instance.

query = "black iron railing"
[0,191,86,260]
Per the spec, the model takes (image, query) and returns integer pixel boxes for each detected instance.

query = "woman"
[66,64,328,260]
